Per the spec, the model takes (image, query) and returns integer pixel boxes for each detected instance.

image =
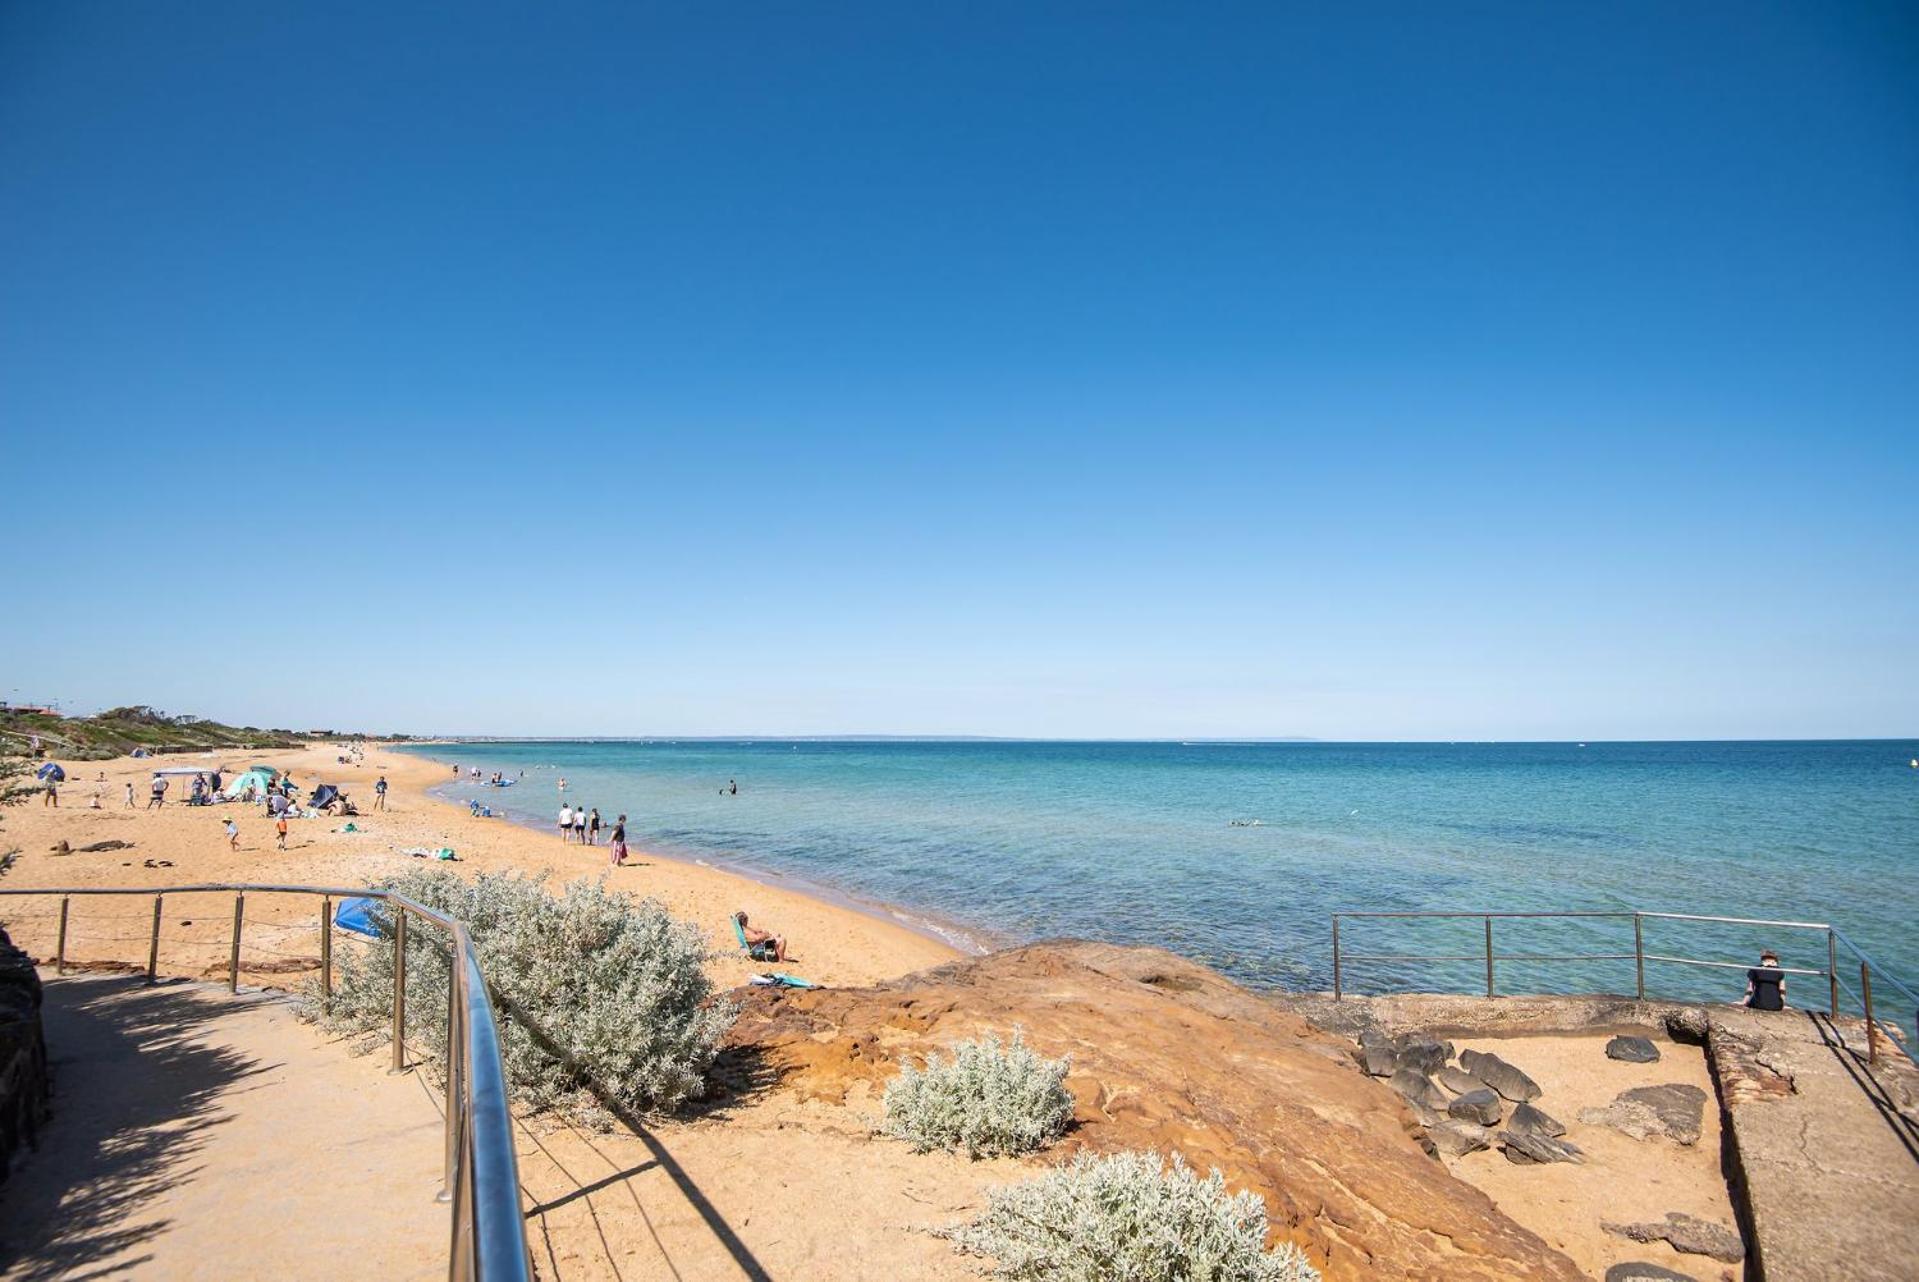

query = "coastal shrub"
[884,1029,1074,1158]
[944,1150,1319,1282]
[303,868,736,1119]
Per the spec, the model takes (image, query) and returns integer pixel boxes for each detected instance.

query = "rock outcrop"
[725,940,1585,1280]
[0,926,49,1184]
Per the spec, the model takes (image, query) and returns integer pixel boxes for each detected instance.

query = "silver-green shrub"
[884,1029,1074,1158]
[944,1149,1319,1282]
[302,868,736,1118]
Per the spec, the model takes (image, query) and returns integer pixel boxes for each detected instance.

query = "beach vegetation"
[0,704,307,760]
[944,1149,1319,1282]
[304,868,736,1119]
[884,1029,1074,1158]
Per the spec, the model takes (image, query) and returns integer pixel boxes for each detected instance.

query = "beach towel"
[748,973,819,989]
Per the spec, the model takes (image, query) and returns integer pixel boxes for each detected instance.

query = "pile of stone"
[1358,1030,1581,1163]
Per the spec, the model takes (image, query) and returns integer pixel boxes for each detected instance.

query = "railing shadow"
[493,993,776,1282]
[1809,1012,1919,1167]
[0,975,275,1281]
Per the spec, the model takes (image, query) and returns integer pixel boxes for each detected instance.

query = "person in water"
[1742,950,1787,1011]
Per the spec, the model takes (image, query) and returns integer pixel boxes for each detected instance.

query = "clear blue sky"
[3,3,1915,739]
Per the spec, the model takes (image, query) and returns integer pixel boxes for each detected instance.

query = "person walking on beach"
[587,808,601,846]
[374,775,388,810]
[610,814,627,867]
[558,803,574,843]
[275,815,289,850]
[124,781,135,808]
[148,776,168,808]
[223,818,240,851]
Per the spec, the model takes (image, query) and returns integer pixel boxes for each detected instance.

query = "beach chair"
[732,913,779,962]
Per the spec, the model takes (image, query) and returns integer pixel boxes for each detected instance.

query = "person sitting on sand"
[733,912,787,962]
[1742,950,1787,1011]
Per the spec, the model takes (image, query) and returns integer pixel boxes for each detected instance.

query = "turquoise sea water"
[398,740,1918,1004]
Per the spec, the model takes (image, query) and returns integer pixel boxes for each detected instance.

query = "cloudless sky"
[2,3,1915,739]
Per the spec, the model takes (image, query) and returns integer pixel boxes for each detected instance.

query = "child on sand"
[223,819,240,850]
[374,775,388,810]
[276,815,289,850]
[125,782,135,808]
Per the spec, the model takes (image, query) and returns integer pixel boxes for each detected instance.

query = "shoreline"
[414,770,1000,959]
[0,741,963,991]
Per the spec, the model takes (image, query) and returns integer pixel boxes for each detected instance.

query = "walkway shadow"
[0,976,275,1281]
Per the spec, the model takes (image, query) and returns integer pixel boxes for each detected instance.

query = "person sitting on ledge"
[733,911,787,963]
[1742,950,1787,1011]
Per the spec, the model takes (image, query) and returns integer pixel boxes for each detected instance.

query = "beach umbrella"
[35,762,65,783]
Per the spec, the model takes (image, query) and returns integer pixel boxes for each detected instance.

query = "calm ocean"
[398,740,1918,1004]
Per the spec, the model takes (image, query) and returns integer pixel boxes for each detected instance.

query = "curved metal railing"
[0,884,531,1282]
[1331,907,1918,1066]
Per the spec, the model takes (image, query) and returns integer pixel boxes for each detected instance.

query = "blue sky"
[2,3,1915,739]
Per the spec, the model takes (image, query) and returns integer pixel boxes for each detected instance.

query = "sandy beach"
[0,742,960,991]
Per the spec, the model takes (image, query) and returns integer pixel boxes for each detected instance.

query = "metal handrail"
[1331,907,1917,1068]
[0,884,531,1282]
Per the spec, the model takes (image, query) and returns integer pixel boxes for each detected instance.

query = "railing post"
[440,960,462,1202]
[147,894,163,984]
[1828,931,1839,1017]
[1327,909,1343,997]
[320,895,333,1014]
[1633,913,1645,1001]
[55,896,70,976]
[1483,915,1495,998]
[390,908,408,1073]
[228,893,244,993]
[1861,960,1878,1067]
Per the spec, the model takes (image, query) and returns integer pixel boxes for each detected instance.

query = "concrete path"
[1710,1008,1919,1282]
[0,973,446,1281]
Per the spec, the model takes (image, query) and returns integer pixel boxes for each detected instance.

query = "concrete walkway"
[0,973,446,1281]
[1710,1008,1919,1282]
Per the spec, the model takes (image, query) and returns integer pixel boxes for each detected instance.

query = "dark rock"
[1508,1101,1567,1137]
[1428,1118,1493,1158]
[1602,1212,1744,1263]
[1388,1067,1448,1113]
[1436,1065,1481,1095]
[1606,1034,1661,1063]
[1394,1032,1454,1059]
[1460,1048,1542,1102]
[1394,1038,1449,1076]
[1361,1044,1398,1077]
[1580,1083,1707,1145]
[76,839,135,853]
[1448,1087,1503,1126]
[1605,1264,1697,1282]
[1498,1128,1584,1164]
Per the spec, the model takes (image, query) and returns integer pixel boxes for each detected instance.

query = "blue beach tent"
[334,897,386,939]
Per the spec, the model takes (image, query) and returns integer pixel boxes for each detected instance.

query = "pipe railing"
[0,884,531,1282]
[1332,908,1916,1067]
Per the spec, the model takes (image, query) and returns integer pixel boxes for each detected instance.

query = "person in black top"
[1743,950,1787,1011]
